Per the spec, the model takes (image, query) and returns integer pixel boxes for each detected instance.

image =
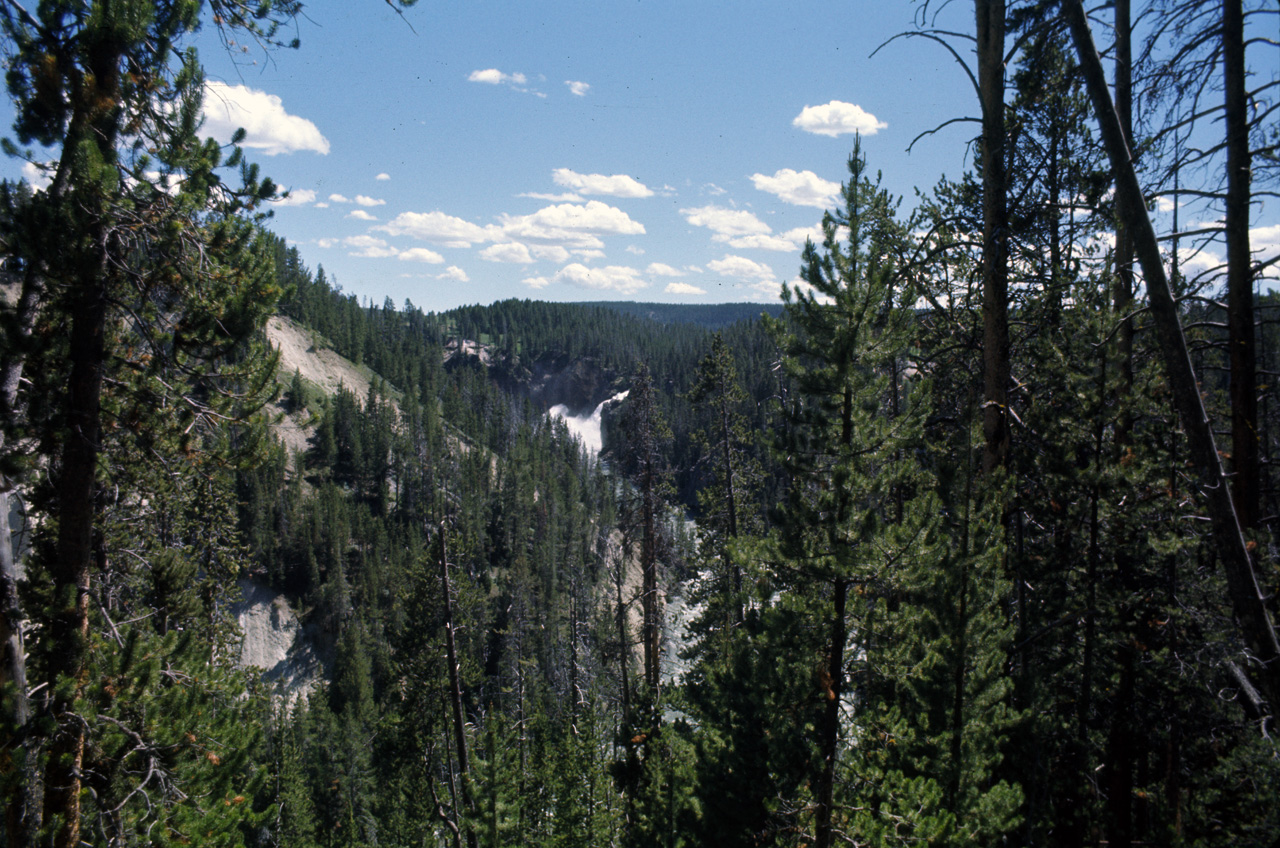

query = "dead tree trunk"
[1223,0,1259,531]
[977,0,1011,474]
[1064,0,1280,721]
[438,526,477,848]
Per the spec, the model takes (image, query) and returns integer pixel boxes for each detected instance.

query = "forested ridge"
[2,1,1280,847]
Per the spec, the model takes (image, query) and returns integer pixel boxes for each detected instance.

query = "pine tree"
[765,137,1021,846]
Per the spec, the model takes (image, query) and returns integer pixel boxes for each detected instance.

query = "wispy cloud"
[375,172,391,181]
[792,100,886,137]
[566,80,591,96]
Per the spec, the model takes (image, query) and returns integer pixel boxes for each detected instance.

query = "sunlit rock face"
[233,578,325,701]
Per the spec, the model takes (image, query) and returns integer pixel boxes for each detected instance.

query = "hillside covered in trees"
[3,2,1280,848]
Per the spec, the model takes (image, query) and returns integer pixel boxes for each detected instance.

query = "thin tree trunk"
[1105,646,1136,848]
[814,578,848,848]
[641,456,660,693]
[977,0,1011,474]
[1064,0,1280,719]
[0,488,30,848]
[0,264,39,848]
[438,526,477,848]
[1113,0,1136,448]
[614,547,632,733]
[43,241,110,848]
[718,393,744,626]
[1223,0,1259,531]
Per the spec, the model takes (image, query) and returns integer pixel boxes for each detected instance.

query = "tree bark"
[1064,0,1280,720]
[1113,0,1136,447]
[814,578,848,848]
[0,265,39,848]
[717,388,744,626]
[642,454,660,693]
[42,226,110,848]
[977,0,1011,474]
[438,527,477,848]
[1223,0,1258,531]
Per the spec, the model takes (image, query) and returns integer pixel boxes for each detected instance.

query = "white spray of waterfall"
[549,389,629,455]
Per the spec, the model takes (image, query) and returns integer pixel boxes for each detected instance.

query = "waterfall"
[548,389,629,455]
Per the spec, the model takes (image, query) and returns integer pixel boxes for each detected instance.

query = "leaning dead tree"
[1063,0,1280,724]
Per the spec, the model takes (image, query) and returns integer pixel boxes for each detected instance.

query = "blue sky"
[190,0,981,312]
[3,2,1276,313]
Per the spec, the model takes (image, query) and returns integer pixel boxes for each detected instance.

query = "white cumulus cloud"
[376,173,391,181]
[355,195,385,207]
[708,254,777,282]
[347,209,378,221]
[329,193,351,204]
[665,282,706,295]
[523,276,551,290]
[792,100,887,137]
[469,68,528,86]
[21,161,52,191]
[439,266,470,282]
[552,168,654,198]
[202,81,330,155]
[749,280,794,301]
[501,200,645,248]
[519,192,584,203]
[681,205,772,241]
[555,263,647,295]
[647,263,684,277]
[377,211,502,248]
[531,244,571,263]
[272,188,316,207]
[399,248,445,264]
[751,169,841,208]
[482,242,536,264]
[566,80,591,96]
[345,235,399,258]
[1252,223,1280,258]
[729,226,821,251]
